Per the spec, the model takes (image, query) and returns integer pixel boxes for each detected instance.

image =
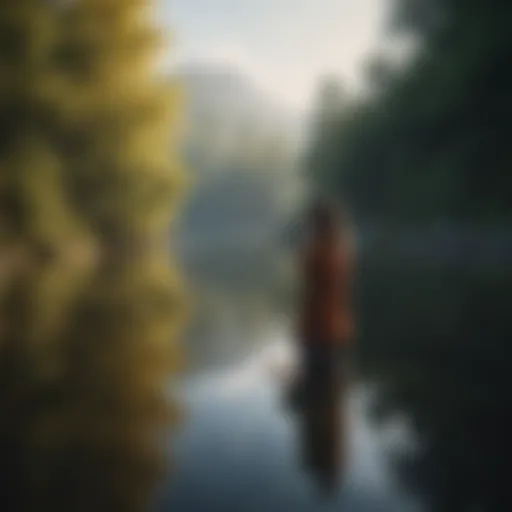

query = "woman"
[293,199,356,404]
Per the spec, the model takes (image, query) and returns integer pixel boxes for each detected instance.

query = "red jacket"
[298,235,354,346]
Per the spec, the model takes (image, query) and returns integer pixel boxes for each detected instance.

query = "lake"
[157,330,419,512]
[157,247,512,512]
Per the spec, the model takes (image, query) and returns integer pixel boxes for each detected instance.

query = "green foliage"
[306,0,512,226]
[0,1,183,510]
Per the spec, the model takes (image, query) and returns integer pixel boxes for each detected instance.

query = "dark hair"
[308,199,340,234]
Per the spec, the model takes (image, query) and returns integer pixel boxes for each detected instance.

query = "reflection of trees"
[363,266,512,512]
[184,259,293,371]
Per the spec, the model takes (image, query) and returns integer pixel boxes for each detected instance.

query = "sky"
[158,0,393,110]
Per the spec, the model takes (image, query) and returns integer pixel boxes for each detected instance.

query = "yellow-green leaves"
[0,1,183,510]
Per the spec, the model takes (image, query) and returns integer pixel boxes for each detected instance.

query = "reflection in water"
[359,262,512,512]
[169,252,512,512]
[299,393,345,493]
[366,357,512,512]
[161,335,418,512]
[289,357,349,494]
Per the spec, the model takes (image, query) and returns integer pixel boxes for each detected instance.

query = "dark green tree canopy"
[306,0,512,226]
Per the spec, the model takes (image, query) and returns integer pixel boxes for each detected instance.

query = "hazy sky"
[158,0,392,110]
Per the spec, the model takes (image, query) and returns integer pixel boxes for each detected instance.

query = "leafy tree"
[0,1,183,510]
[306,0,512,226]
[304,76,348,198]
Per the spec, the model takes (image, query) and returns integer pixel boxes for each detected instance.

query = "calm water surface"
[159,250,512,512]
[158,328,419,512]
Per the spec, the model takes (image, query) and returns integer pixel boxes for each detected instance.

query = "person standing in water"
[293,198,356,402]
[285,199,355,494]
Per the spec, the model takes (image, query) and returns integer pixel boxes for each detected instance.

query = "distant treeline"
[306,0,512,227]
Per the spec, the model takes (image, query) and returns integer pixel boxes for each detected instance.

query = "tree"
[0,1,183,510]
[363,55,397,94]
[305,0,512,226]
[304,76,348,198]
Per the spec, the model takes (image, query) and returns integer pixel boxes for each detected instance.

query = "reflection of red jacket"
[303,395,345,486]
[298,236,354,345]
